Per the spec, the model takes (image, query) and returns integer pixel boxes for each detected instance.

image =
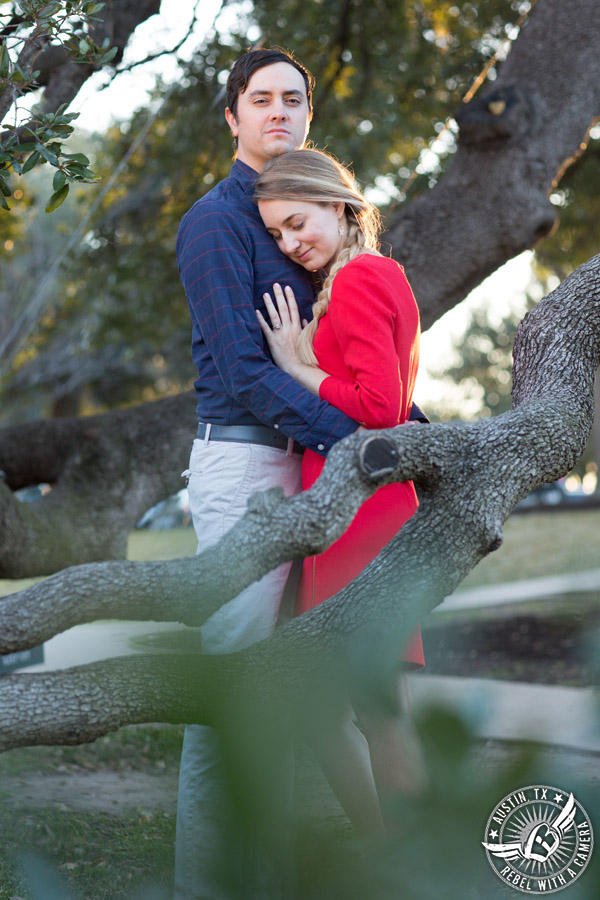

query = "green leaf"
[0,43,10,78]
[98,46,118,65]
[0,177,11,197]
[15,142,37,152]
[62,152,90,165]
[35,143,60,166]
[46,125,74,136]
[64,164,87,179]
[45,183,69,213]
[22,150,41,173]
[0,193,10,211]
[53,168,66,191]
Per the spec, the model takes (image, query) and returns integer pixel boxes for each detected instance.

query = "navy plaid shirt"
[176,159,358,454]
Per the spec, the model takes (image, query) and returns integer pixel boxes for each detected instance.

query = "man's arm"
[177,201,357,454]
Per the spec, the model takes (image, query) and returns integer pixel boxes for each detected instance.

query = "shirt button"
[317,443,325,451]
[274,423,279,429]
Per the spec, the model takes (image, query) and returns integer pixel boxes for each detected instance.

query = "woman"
[253,149,427,832]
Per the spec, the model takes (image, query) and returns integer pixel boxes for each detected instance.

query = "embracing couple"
[175,47,427,900]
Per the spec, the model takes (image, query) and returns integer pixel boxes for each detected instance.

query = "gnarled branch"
[386,0,600,329]
[1,253,599,749]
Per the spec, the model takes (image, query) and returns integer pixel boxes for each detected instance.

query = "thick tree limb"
[0,391,196,577]
[1,253,599,748]
[0,655,230,751]
[386,0,600,328]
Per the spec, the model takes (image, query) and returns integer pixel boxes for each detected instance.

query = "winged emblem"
[483,794,576,863]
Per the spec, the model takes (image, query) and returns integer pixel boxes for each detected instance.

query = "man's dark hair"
[226,48,314,119]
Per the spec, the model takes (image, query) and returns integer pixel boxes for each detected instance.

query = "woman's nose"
[281,232,299,254]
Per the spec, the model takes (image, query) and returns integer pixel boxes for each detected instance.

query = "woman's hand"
[256,283,302,374]
[256,282,328,396]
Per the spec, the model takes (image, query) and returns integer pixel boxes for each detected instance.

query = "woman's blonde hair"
[254,149,382,365]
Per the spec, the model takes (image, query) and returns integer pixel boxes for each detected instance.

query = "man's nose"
[270,100,288,120]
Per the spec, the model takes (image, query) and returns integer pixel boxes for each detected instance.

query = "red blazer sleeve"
[318,257,418,428]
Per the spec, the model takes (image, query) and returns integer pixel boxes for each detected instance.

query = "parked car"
[515,480,593,510]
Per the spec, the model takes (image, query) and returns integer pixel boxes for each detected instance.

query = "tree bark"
[0,391,195,577]
[1,252,599,749]
[385,0,600,329]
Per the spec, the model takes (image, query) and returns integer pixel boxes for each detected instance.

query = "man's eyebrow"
[248,89,305,98]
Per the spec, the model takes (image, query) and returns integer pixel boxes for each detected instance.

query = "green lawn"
[127,526,197,562]
[3,508,599,601]
[457,507,600,589]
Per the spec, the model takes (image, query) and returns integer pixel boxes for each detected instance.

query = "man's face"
[225,62,311,172]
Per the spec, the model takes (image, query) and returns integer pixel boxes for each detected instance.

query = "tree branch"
[0,655,231,751]
[2,253,599,673]
[0,391,196,577]
[0,26,47,124]
[102,0,201,83]
[386,0,600,328]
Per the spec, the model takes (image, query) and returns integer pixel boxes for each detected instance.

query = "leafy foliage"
[0,1,116,209]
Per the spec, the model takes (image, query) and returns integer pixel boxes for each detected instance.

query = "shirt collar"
[230,158,259,196]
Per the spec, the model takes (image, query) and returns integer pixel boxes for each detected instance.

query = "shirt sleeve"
[318,260,413,428]
[177,201,357,453]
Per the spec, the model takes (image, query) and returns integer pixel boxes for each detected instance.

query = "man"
[175,47,426,899]
[174,48,359,900]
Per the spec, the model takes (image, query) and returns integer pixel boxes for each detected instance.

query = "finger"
[262,292,281,327]
[272,283,291,324]
[284,285,301,330]
[256,309,276,343]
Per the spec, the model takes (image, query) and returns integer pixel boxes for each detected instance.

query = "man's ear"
[225,107,238,137]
